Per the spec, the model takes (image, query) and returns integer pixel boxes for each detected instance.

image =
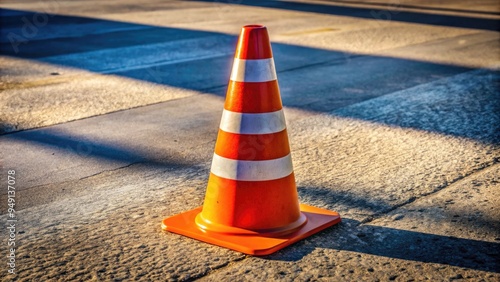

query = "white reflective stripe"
[219,109,286,134]
[230,58,277,82]
[211,153,293,181]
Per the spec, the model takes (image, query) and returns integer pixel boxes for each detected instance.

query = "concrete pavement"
[1,0,499,281]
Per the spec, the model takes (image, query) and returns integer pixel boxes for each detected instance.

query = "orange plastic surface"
[224,80,282,113]
[162,204,341,256]
[201,173,301,231]
[234,25,273,59]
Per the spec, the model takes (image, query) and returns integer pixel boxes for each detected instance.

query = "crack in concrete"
[78,162,138,181]
[359,159,500,225]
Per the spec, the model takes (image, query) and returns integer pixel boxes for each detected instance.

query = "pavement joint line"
[279,54,366,74]
[0,161,205,215]
[359,160,500,225]
[375,29,483,53]
[98,52,233,75]
[0,162,141,202]
[0,25,153,44]
[77,162,138,182]
[0,93,204,136]
[200,54,367,93]
[0,161,169,200]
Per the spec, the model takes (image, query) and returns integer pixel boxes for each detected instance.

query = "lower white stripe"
[230,58,277,82]
[219,109,286,134]
[211,153,293,181]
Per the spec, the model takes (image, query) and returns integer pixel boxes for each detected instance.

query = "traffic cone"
[162,25,341,255]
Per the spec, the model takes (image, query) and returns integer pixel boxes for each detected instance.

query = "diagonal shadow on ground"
[3,8,498,144]
[192,0,500,31]
[262,185,500,272]
[0,124,196,168]
[1,6,499,273]
[266,218,500,273]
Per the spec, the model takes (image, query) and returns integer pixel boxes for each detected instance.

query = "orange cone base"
[162,204,341,256]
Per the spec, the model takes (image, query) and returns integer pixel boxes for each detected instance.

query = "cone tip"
[235,24,272,59]
[242,24,266,30]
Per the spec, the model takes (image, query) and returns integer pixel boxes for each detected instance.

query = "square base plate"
[162,204,341,256]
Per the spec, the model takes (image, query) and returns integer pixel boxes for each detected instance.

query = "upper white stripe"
[219,109,286,134]
[230,58,277,82]
[211,153,293,181]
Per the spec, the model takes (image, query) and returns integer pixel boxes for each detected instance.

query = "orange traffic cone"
[162,25,341,255]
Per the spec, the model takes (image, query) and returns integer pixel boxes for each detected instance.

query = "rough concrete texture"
[0,0,499,281]
[0,56,202,133]
[1,0,498,133]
